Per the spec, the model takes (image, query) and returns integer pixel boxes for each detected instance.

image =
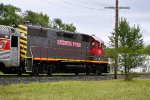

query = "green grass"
[0,78,150,100]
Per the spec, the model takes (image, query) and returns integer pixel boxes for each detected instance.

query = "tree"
[109,18,145,80]
[0,3,21,25]
[65,23,76,32]
[53,18,63,29]
[0,3,77,32]
[23,10,50,28]
[53,18,76,32]
[105,47,115,59]
[143,45,150,55]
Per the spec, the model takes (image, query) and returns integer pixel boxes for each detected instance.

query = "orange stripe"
[33,57,108,64]
[89,61,108,64]
[33,58,58,61]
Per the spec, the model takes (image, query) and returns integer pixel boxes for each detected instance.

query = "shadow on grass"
[123,72,140,81]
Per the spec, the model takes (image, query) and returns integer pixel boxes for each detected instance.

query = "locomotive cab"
[90,36,105,60]
[0,25,21,73]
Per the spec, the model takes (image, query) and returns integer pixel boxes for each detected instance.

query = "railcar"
[0,24,109,75]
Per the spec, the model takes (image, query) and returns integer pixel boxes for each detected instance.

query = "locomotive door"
[10,36,20,66]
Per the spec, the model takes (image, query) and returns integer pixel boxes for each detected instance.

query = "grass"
[0,78,150,100]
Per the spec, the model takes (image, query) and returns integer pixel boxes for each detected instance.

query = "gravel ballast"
[0,74,149,85]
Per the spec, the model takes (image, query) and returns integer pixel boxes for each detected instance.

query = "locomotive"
[0,24,109,75]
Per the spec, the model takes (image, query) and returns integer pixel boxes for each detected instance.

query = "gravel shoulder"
[0,74,150,85]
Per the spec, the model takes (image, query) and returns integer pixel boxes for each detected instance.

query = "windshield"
[98,43,102,48]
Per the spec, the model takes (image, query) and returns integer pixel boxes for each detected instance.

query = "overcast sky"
[1,0,150,46]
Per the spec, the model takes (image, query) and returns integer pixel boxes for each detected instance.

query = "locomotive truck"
[0,24,109,75]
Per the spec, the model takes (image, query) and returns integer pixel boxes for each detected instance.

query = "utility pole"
[105,0,130,79]
[115,0,119,80]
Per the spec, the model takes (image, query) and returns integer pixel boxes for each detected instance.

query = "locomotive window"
[82,34,89,42]
[56,32,63,36]
[92,42,95,47]
[98,43,102,48]
[11,36,18,47]
[63,32,74,39]
[98,43,103,48]
[73,34,77,39]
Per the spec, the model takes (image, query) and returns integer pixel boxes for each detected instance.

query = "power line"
[41,0,112,20]
[68,0,109,7]
[92,0,110,6]
[58,0,104,11]
[42,0,108,14]
[42,0,70,9]
[41,0,114,31]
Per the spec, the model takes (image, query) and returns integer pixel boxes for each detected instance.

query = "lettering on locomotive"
[57,39,81,47]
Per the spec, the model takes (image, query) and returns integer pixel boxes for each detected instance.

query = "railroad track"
[0,74,150,85]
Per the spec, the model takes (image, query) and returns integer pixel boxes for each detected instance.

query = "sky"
[1,0,150,46]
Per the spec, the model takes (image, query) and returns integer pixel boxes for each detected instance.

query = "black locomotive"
[0,24,109,75]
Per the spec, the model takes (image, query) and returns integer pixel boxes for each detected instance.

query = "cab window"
[98,43,102,48]
[91,42,95,47]
[11,36,18,47]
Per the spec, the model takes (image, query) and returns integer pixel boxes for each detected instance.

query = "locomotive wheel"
[97,72,102,75]
[96,65,102,75]
[47,65,53,76]
[92,68,96,74]
[17,67,23,76]
[31,63,39,76]
[86,66,90,75]
[35,66,39,76]
[75,72,78,75]
[86,69,90,75]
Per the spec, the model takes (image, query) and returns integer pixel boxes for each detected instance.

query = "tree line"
[0,3,76,32]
